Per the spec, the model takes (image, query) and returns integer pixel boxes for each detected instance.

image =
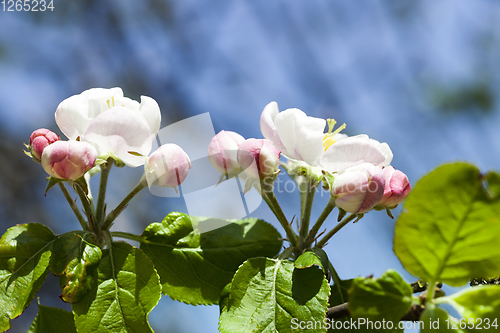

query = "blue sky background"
[1,0,500,332]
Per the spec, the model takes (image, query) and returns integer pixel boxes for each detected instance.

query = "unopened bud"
[29,128,60,163]
[330,163,385,214]
[146,144,191,188]
[208,130,245,177]
[377,166,411,208]
[237,139,281,181]
[41,141,97,180]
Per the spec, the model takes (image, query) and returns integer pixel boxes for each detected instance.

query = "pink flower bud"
[378,166,411,208]
[29,128,60,162]
[41,141,97,180]
[331,163,385,214]
[237,139,281,181]
[146,144,191,188]
[208,130,245,177]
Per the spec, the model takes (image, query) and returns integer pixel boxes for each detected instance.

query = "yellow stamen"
[106,100,110,108]
[322,119,346,151]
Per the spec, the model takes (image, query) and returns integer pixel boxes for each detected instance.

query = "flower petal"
[260,102,286,153]
[320,135,391,173]
[55,87,124,140]
[83,107,152,167]
[138,96,162,136]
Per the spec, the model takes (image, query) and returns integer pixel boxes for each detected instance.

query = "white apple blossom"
[55,87,161,167]
[260,101,393,173]
[145,144,191,188]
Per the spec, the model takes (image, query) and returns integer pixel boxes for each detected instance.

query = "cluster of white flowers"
[208,101,410,214]
[28,87,191,188]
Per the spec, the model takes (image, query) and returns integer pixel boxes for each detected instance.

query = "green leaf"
[28,303,76,333]
[295,248,329,273]
[50,232,102,303]
[420,306,462,332]
[327,278,404,333]
[443,285,500,321]
[72,242,161,333]
[0,223,56,329]
[219,257,329,333]
[348,270,413,322]
[140,212,282,305]
[394,163,500,286]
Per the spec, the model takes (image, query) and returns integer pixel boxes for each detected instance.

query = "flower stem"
[95,159,113,226]
[299,182,318,249]
[58,182,89,231]
[304,196,336,247]
[316,213,357,248]
[73,181,96,231]
[262,191,298,247]
[425,280,437,304]
[111,231,146,243]
[102,174,148,230]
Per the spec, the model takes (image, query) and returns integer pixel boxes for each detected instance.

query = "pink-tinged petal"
[146,144,191,188]
[41,141,96,180]
[320,135,390,173]
[208,130,245,175]
[29,128,60,161]
[331,163,385,213]
[138,96,161,136]
[260,102,287,153]
[379,166,411,208]
[237,139,280,181]
[83,107,152,167]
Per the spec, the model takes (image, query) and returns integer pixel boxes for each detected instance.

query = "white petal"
[139,96,162,136]
[55,94,92,140]
[260,102,286,153]
[295,116,326,165]
[320,135,389,173]
[83,107,152,167]
[274,108,306,159]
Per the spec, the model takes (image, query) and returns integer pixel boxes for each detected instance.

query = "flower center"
[322,118,346,151]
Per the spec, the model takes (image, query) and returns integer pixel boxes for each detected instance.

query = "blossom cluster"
[207,102,410,214]
[26,87,409,216]
[26,88,191,188]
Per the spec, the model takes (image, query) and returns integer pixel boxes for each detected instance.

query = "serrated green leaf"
[444,285,500,322]
[72,242,161,333]
[140,212,282,305]
[295,248,329,273]
[28,303,76,333]
[50,232,102,303]
[0,223,56,329]
[394,163,500,286]
[348,270,413,323]
[219,258,329,333]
